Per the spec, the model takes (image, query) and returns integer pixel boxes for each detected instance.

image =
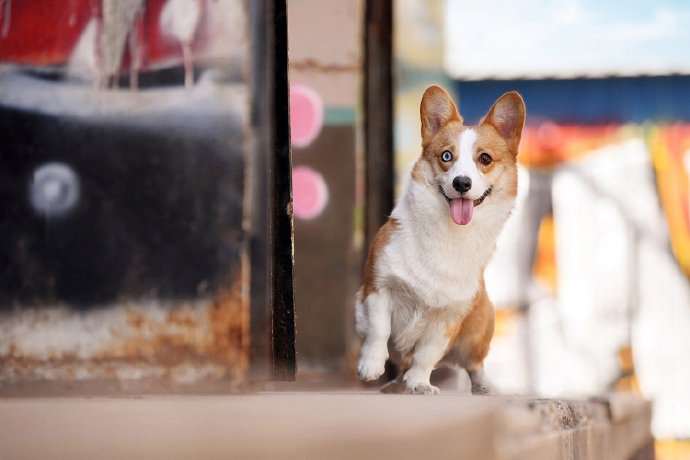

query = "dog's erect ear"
[481,92,525,149]
[420,85,462,143]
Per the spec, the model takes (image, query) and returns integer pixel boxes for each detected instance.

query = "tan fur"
[362,218,398,297]
[444,278,495,371]
[472,124,519,196]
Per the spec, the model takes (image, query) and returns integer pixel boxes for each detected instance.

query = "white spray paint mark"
[160,0,203,89]
[449,128,487,196]
[1,0,12,38]
[30,162,81,218]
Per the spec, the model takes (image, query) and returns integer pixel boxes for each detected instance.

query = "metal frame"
[363,0,395,251]
[249,0,296,381]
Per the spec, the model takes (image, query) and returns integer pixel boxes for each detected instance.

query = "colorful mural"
[520,123,690,279]
[648,125,690,276]
[0,0,246,88]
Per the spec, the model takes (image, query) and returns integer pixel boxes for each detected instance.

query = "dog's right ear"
[420,85,462,144]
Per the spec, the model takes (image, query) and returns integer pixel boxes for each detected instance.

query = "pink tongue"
[450,198,474,225]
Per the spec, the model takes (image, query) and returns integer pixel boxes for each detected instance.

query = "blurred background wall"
[287,4,690,443]
[287,0,365,374]
[390,0,690,444]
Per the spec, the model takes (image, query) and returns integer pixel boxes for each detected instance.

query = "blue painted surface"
[454,76,690,125]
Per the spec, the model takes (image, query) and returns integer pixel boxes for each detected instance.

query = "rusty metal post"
[364,0,394,252]
[270,0,296,381]
[249,0,295,381]
[249,0,272,381]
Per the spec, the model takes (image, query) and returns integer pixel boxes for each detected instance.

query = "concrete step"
[0,392,652,459]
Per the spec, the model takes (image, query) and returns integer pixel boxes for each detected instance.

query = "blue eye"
[441,151,452,162]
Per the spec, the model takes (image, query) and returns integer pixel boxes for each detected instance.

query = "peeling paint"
[290,57,361,73]
[0,281,248,387]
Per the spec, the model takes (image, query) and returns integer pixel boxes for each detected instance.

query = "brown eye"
[441,150,453,162]
[478,152,492,165]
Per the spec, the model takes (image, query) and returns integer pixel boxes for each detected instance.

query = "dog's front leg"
[357,289,392,381]
[403,324,449,395]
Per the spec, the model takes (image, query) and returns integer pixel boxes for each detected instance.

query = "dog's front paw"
[406,382,440,395]
[468,369,493,395]
[357,355,386,381]
[403,370,440,395]
[471,382,492,395]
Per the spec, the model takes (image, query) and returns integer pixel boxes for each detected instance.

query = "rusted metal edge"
[0,280,249,389]
[270,0,296,381]
[290,58,361,73]
[363,0,394,254]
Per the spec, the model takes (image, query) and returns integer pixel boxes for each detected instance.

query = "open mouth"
[438,185,493,225]
[438,185,493,207]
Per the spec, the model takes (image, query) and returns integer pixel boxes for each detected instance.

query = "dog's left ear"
[481,92,525,150]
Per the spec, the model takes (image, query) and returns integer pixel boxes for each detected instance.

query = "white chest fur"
[382,182,512,310]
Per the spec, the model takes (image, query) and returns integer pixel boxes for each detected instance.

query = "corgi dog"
[355,86,525,395]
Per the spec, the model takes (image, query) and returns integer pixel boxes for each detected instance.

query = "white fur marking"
[357,290,392,381]
[403,325,449,394]
[448,129,487,198]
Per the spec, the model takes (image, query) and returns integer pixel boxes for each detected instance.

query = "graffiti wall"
[0,0,256,390]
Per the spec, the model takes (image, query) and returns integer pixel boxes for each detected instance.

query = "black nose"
[452,176,472,193]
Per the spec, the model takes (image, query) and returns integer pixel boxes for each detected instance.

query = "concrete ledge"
[0,392,652,459]
[497,394,653,459]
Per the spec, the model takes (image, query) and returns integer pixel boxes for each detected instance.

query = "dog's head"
[413,86,525,225]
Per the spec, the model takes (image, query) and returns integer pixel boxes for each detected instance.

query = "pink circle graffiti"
[290,84,324,148]
[292,166,328,220]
